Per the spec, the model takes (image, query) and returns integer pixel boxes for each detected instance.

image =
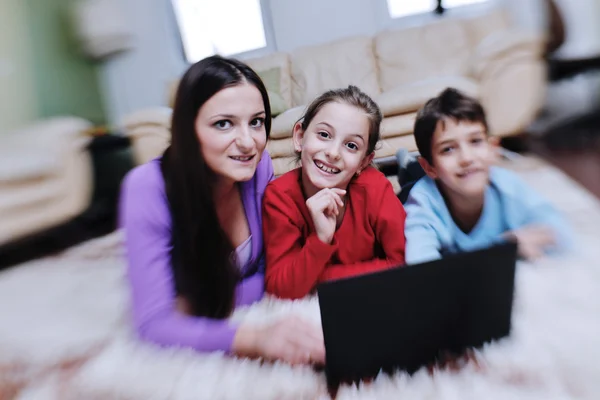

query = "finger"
[330,188,346,197]
[325,197,339,216]
[291,318,324,342]
[286,325,325,360]
[307,189,330,206]
[326,190,345,208]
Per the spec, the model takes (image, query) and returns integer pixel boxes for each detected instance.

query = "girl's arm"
[263,185,338,299]
[120,167,240,352]
[320,181,407,281]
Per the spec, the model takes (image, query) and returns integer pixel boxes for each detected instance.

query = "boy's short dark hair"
[413,88,488,164]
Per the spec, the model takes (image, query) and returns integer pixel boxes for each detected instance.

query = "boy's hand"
[306,188,346,244]
[504,224,557,261]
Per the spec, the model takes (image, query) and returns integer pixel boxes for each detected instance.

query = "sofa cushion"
[380,113,417,139]
[270,105,306,140]
[245,52,293,109]
[253,67,287,116]
[375,18,472,91]
[290,36,380,106]
[376,135,418,159]
[376,76,480,116]
[267,137,295,159]
[272,155,300,177]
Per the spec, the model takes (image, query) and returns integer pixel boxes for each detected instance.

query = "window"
[385,0,489,19]
[171,0,271,63]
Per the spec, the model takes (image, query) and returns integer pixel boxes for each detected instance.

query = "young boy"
[403,88,572,265]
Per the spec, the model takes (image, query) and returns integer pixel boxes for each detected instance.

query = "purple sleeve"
[119,163,238,353]
[235,273,264,306]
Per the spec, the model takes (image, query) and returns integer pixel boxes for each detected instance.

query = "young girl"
[262,85,407,300]
[119,55,324,365]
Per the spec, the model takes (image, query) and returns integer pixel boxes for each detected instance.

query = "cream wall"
[268,0,380,52]
[0,0,37,133]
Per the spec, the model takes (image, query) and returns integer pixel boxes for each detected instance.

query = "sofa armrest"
[471,30,547,137]
[471,30,546,78]
[120,107,172,136]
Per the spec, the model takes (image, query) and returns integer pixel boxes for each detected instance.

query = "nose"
[458,144,474,166]
[325,143,341,161]
[235,126,254,152]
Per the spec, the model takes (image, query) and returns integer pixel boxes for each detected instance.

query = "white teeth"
[231,155,253,161]
[458,170,478,177]
[315,160,340,174]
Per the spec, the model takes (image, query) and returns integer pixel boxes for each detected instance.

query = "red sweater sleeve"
[263,183,338,299]
[320,178,407,282]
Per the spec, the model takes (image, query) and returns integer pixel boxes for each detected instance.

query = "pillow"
[257,67,287,116]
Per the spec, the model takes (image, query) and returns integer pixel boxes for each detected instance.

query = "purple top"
[118,151,274,352]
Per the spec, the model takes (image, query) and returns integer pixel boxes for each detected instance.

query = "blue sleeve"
[498,168,573,254]
[518,183,573,253]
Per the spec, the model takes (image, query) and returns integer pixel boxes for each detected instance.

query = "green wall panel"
[24,0,106,125]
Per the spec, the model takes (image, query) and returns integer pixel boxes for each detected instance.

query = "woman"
[119,55,324,365]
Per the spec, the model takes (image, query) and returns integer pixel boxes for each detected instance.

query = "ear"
[359,152,375,173]
[292,121,305,153]
[488,135,501,164]
[418,156,438,180]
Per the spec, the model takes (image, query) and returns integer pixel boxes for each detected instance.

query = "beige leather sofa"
[123,10,546,177]
[0,117,93,246]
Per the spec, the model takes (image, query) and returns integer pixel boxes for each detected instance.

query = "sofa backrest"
[375,10,511,91]
[246,10,511,111]
[288,35,381,106]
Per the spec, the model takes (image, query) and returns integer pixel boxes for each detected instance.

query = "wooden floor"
[531,143,600,199]
[522,111,600,200]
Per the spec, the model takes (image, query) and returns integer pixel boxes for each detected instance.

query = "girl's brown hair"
[297,85,382,156]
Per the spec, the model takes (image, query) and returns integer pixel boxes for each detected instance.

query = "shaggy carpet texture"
[1,156,600,400]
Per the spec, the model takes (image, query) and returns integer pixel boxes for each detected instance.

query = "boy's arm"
[403,190,444,265]
[319,180,407,281]
[262,186,338,300]
[508,178,573,252]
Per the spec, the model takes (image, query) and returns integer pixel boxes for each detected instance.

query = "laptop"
[317,241,518,387]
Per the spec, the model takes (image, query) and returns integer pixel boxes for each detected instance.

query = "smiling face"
[195,82,267,185]
[419,118,498,201]
[293,101,374,198]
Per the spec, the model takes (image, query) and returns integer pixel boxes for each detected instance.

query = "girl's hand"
[305,188,346,244]
[233,316,325,365]
[503,224,556,261]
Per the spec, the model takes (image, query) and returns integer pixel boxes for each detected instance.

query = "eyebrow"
[315,121,335,131]
[435,139,456,148]
[348,133,366,143]
[316,122,366,142]
[211,111,265,119]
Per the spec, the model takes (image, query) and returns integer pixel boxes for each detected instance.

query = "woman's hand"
[504,224,557,261]
[305,188,346,244]
[233,316,325,365]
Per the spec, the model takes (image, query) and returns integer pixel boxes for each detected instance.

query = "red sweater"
[263,166,407,299]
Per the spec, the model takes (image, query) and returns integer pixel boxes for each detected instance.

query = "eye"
[317,131,331,139]
[441,146,455,154]
[471,137,484,145]
[250,117,264,128]
[346,142,359,151]
[214,120,232,130]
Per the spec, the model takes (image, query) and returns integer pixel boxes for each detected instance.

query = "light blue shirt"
[404,166,572,265]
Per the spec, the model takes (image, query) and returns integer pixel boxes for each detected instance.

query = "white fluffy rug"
[1,156,600,400]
